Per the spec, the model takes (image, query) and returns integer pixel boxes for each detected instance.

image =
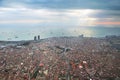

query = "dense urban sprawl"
[0,36,120,80]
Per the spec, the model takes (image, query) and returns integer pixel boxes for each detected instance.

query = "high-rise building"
[38,35,40,40]
[34,36,37,41]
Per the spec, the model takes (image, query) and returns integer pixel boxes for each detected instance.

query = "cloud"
[0,0,119,27]
[0,0,120,10]
[0,7,120,27]
[91,10,120,18]
[95,21,120,25]
[0,20,45,24]
[0,8,97,26]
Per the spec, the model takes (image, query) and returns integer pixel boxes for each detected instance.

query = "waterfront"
[0,26,120,41]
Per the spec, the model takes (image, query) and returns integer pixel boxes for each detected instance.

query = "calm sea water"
[0,26,120,41]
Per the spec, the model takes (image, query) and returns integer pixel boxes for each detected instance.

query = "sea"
[0,26,120,41]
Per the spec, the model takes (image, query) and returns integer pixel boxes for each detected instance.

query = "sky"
[0,0,120,27]
[0,0,120,40]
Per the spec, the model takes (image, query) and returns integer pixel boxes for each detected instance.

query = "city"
[0,0,120,80]
[0,35,120,80]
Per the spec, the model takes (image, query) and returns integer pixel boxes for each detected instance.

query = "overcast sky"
[0,0,120,27]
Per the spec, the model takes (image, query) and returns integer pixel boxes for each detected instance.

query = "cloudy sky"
[0,0,120,27]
